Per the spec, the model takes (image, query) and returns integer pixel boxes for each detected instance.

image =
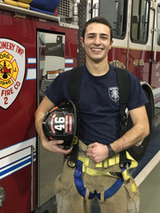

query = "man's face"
[81,23,113,63]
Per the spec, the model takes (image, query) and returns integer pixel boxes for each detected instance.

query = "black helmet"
[42,99,77,150]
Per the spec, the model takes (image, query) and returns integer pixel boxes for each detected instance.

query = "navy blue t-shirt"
[45,65,148,145]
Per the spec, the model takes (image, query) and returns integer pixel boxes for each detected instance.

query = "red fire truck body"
[0,2,78,213]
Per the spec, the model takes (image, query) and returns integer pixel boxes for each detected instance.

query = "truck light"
[0,187,6,208]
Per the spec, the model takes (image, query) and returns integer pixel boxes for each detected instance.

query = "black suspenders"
[68,66,130,167]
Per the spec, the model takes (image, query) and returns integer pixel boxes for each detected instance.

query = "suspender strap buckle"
[67,141,79,168]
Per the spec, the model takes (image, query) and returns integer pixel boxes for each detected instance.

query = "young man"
[35,17,149,213]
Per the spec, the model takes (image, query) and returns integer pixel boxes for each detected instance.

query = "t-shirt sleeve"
[127,72,149,110]
[44,71,70,105]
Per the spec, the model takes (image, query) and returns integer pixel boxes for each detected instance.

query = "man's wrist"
[106,144,115,158]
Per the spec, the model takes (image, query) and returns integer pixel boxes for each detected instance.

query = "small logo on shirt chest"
[108,87,119,102]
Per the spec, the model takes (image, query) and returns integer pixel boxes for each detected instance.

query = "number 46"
[54,117,65,131]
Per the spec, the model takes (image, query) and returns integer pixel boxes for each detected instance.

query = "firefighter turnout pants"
[54,141,140,213]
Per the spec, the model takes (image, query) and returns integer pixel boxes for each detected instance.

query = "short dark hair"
[82,17,113,43]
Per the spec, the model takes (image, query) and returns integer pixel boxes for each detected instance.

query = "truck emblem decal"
[0,38,25,109]
[108,87,119,102]
[110,60,126,69]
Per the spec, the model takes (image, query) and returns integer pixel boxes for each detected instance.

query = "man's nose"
[93,36,101,44]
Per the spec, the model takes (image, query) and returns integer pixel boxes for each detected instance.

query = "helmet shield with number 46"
[42,99,77,150]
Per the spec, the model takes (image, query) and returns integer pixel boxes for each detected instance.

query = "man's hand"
[41,138,73,155]
[86,142,108,163]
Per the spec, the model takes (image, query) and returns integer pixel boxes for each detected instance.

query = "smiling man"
[80,21,113,72]
[35,17,149,213]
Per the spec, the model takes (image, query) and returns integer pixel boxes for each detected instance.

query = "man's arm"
[86,105,150,163]
[112,105,150,153]
[35,96,72,155]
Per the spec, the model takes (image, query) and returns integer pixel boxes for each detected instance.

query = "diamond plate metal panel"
[58,0,72,17]
[77,0,87,66]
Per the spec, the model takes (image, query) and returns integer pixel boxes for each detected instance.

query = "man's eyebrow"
[87,33,96,36]
[100,33,109,37]
[87,33,109,37]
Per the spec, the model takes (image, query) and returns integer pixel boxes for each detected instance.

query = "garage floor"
[139,160,160,213]
[135,124,160,213]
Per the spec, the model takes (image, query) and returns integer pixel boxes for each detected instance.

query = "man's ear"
[80,37,84,47]
[109,39,113,50]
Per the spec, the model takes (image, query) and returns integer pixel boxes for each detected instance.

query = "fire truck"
[0,0,160,212]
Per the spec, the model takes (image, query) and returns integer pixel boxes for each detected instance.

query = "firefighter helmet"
[42,99,77,150]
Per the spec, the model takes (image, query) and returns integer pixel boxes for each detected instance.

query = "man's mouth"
[92,48,102,51]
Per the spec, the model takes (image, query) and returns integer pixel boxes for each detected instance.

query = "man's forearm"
[111,123,150,154]
[35,110,48,143]
[35,96,55,142]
